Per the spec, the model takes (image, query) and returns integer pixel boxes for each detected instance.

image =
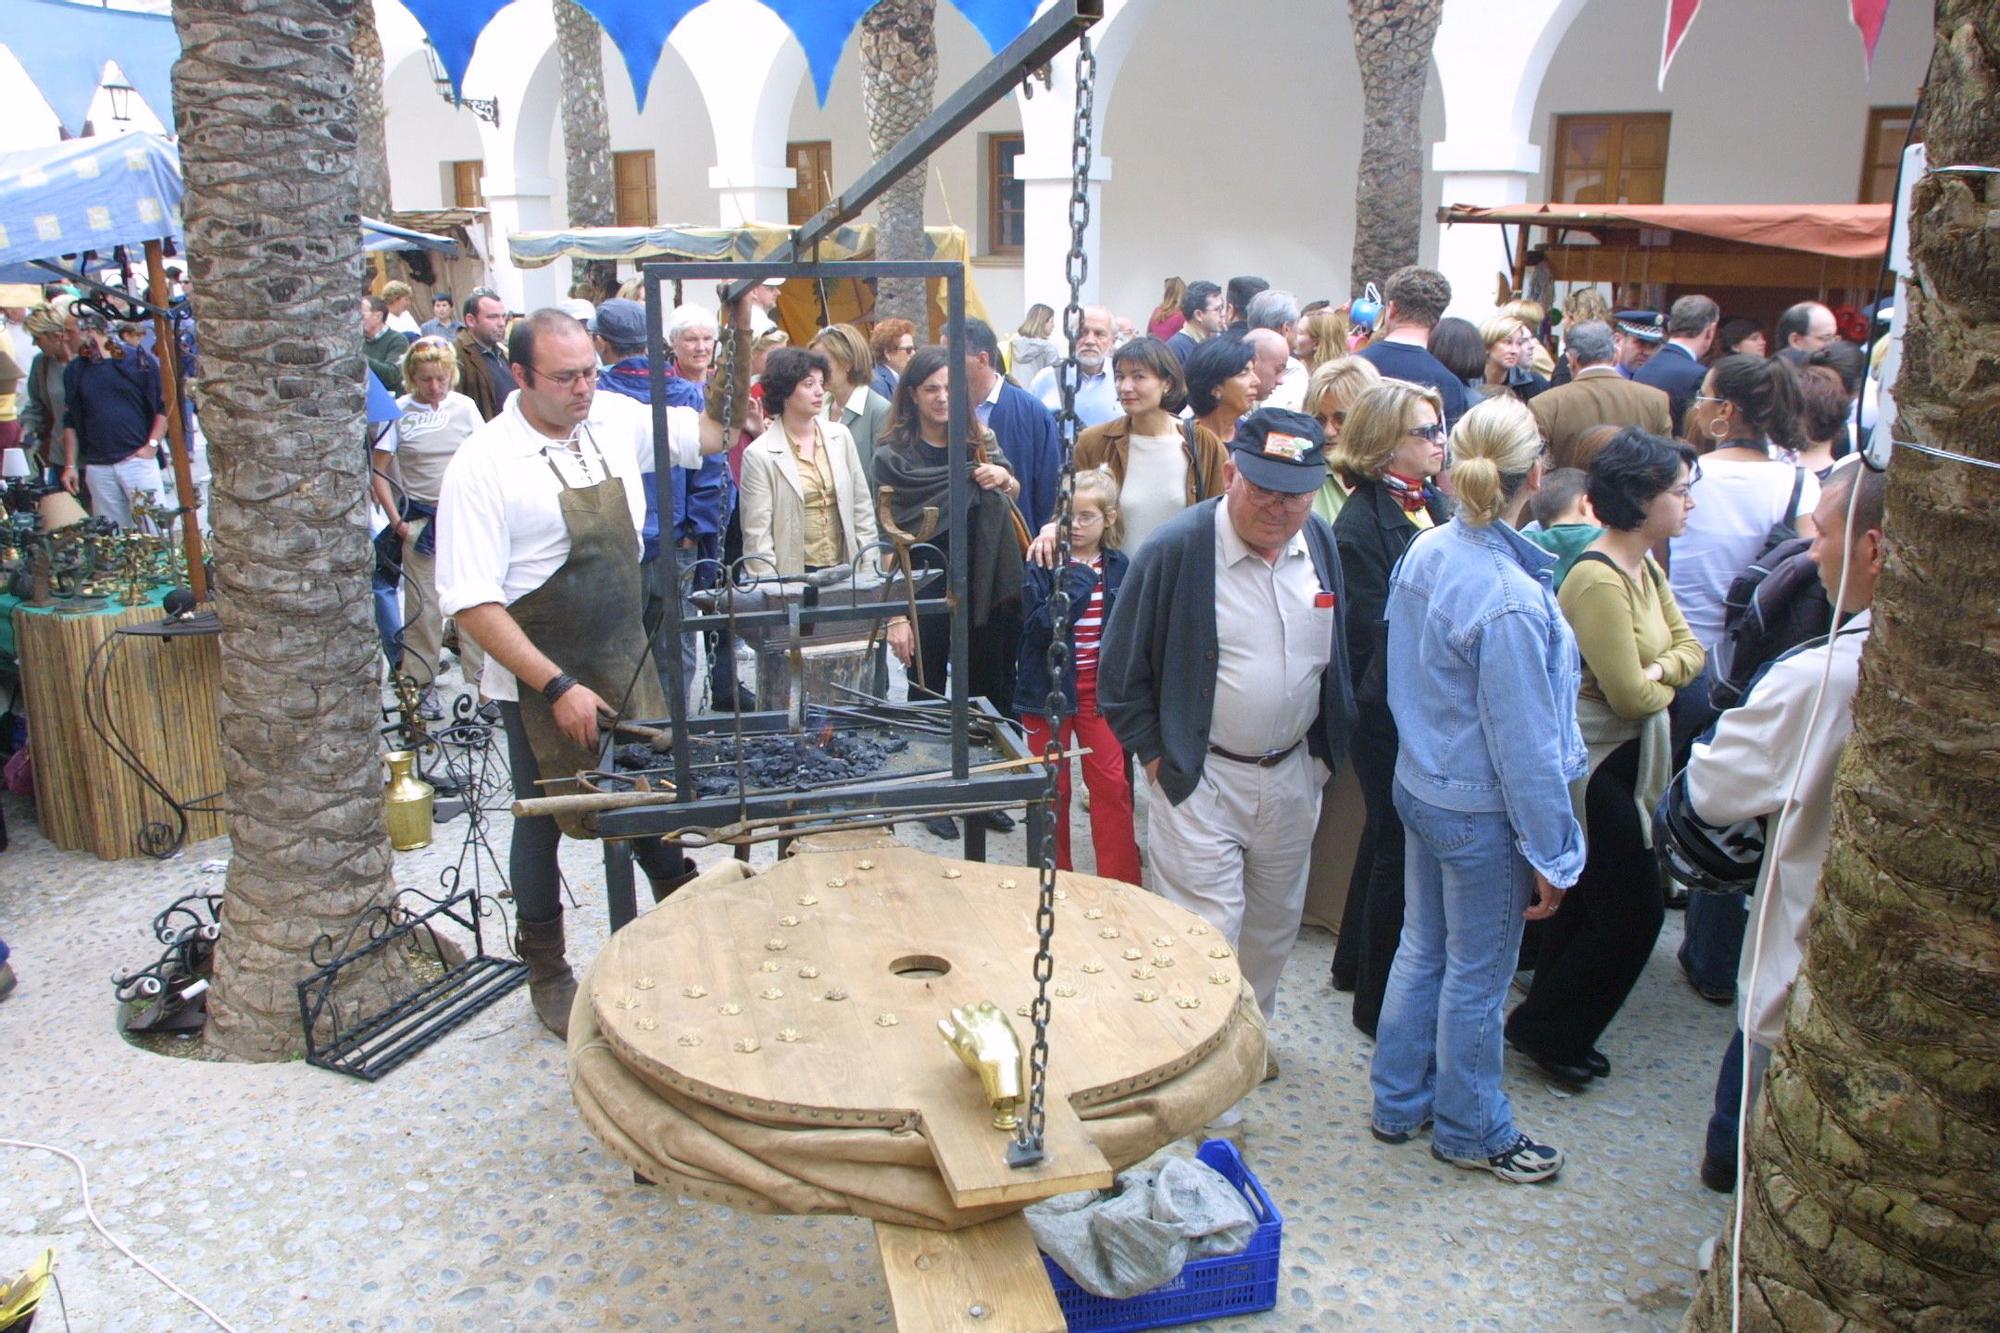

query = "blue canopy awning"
[0,132,183,284]
[2,0,179,137]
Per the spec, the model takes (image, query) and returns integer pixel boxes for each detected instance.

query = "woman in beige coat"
[738,346,879,575]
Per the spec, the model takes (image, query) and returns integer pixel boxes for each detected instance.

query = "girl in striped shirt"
[1014,468,1141,884]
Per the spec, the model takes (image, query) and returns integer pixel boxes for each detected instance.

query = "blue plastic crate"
[1040,1139,1282,1333]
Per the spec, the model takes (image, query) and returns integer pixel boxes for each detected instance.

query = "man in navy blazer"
[964,319,1062,531]
[1634,294,1718,435]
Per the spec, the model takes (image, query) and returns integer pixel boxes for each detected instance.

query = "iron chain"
[1016,30,1095,1164]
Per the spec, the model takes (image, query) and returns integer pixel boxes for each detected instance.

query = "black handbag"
[1652,769,1765,895]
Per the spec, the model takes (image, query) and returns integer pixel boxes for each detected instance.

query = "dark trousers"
[1705,1028,1771,1169]
[911,551,1020,712]
[1345,714,1406,1037]
[1506,738,1664,1062]
[1330,821,1376,988]
[499,700,680,924]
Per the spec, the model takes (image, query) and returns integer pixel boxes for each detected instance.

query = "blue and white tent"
[0,132,181,285]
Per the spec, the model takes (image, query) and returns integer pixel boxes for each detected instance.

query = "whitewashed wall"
[1532,0,1930,205]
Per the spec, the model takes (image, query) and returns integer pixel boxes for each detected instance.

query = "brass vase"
[383,750,435,852]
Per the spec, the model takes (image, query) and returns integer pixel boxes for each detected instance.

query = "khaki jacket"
[1531,367,1673,470]
[738,418,880,576]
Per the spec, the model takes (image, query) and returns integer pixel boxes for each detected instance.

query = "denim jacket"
[1012,549,1129,717]
[1385,516,1588,887]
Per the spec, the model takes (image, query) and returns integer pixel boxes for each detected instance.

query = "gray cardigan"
[1098,497,1355,805]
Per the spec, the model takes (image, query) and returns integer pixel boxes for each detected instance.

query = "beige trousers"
[401,516,485,693]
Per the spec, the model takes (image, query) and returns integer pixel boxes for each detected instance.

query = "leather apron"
[508,431,668,838]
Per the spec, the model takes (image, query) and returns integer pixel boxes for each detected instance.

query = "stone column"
[1430,141,1541,319]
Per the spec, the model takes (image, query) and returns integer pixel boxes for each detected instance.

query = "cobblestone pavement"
[0,726,1735,1332]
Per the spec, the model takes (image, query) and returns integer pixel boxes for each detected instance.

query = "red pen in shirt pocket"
[1314,590,1338,610]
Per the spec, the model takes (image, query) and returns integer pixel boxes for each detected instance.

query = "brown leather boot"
[515,913,576,1038]
[646,853,700,904]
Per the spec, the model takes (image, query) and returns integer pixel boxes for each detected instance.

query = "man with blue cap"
[1099,407,1357,1129]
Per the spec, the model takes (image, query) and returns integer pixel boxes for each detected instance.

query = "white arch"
[670,0,809,225]
[1430,0,1590,314]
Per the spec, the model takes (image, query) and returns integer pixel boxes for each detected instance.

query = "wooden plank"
[873,1213,1065,1333]
[1541,243,1877,291]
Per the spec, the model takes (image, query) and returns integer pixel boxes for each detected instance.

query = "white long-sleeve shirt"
[1687,611,1871,1048]
[434,390,701,701]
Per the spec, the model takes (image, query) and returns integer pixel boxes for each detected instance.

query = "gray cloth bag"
[1026,1154,1258,1300]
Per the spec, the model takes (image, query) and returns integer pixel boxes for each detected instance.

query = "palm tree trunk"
[554,0,617,299]
[1347,0,1443,295]
[1686,2,2000,1324]
[171,0,412,1061]
[860,0,937,327]
[353,0,392,218]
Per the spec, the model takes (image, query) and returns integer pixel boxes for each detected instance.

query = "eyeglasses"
[526,365,595,389]
[1241,478,1315,509]
[1693,394,1728,408]
[1406,423,1447,443]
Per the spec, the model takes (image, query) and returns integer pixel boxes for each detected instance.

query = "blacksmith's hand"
[554,682,609,749]
[1523,870,1565,921]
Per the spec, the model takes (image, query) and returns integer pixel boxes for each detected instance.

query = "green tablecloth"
[0,585,174,663]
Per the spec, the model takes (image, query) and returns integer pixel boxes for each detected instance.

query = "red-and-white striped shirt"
[1072,554,1106,677]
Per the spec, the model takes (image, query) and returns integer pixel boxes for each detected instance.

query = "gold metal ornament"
[383,750,436,852]
[942,868,962,880]
[677,1033,702,1047]
[758,960,782,973]
[1152,936,1174,949]
[614,996,641,1010]
[875,1013,900,1028]
[1208,972,1233,986]
[856,860,875,871]
[797,965,821,979]
[681,984,707,998]
[1208,946,1234,959]
[759,987,785,1001]
[937,1000,1025,1132]
[798,894,820,906]
[1134,989,1160,1003]
[1080,961,1105,975]
[1122,948,1145,961]
[718,1003,743,1016]
[1153,954,1176,968]
[634,976,657,991]
[997,878,1018,890]
[1098,927,1121,940]
[765,938,789,952]
[778,914,802,928]
[1053,983,1078,998]
[733,1037,761,1054]
[824,988,849,1002]
[1174,995,1201,1010]
[1083,907,1105,920]
[1187,922,1210,935]
[636,1017,659,1032]
[1130,966,1155,980]
[826,876,847,888]
[775,1027,803,1044]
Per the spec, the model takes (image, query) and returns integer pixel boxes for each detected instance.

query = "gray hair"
[1667,294,1720,338]
[1565,319,1617,367]
[666,303,718,343]
[1245,288,1301,332]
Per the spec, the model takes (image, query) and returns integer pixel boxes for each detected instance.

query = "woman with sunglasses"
[1506,430,1704,1085]
[1326,380,1451,1037]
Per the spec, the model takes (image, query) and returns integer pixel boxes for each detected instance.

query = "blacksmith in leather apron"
[496,429,691,1038]
[506,431,667,839]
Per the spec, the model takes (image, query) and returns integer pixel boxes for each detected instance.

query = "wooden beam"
[1540,244,1878,291]
[873,1214,1065,1333]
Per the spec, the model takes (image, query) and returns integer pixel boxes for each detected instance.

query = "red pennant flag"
[1851,0,1893,72]
[1659,0,1704,89]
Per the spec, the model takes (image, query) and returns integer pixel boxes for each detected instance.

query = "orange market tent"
[1439,202,1890,305]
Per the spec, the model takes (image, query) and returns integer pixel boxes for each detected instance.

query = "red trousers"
[1022,670,1142,885]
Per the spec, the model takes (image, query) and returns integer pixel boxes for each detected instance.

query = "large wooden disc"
[590,847,1247,1208]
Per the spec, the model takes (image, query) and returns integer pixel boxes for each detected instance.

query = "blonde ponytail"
[1448,396,1541,527]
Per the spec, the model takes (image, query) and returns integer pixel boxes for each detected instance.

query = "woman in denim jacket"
[1368,395,1588,1185]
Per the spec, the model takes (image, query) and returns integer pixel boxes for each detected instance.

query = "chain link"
[1015,31,1095,1165]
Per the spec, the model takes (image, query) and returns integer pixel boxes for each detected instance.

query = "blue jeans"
[372,571,403,673]
[1704,1028,1772,1169]
[1370,781,1533,1160]
[1681,889,1747,998]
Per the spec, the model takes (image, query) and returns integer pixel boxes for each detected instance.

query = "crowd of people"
[0,258,1894,1197]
